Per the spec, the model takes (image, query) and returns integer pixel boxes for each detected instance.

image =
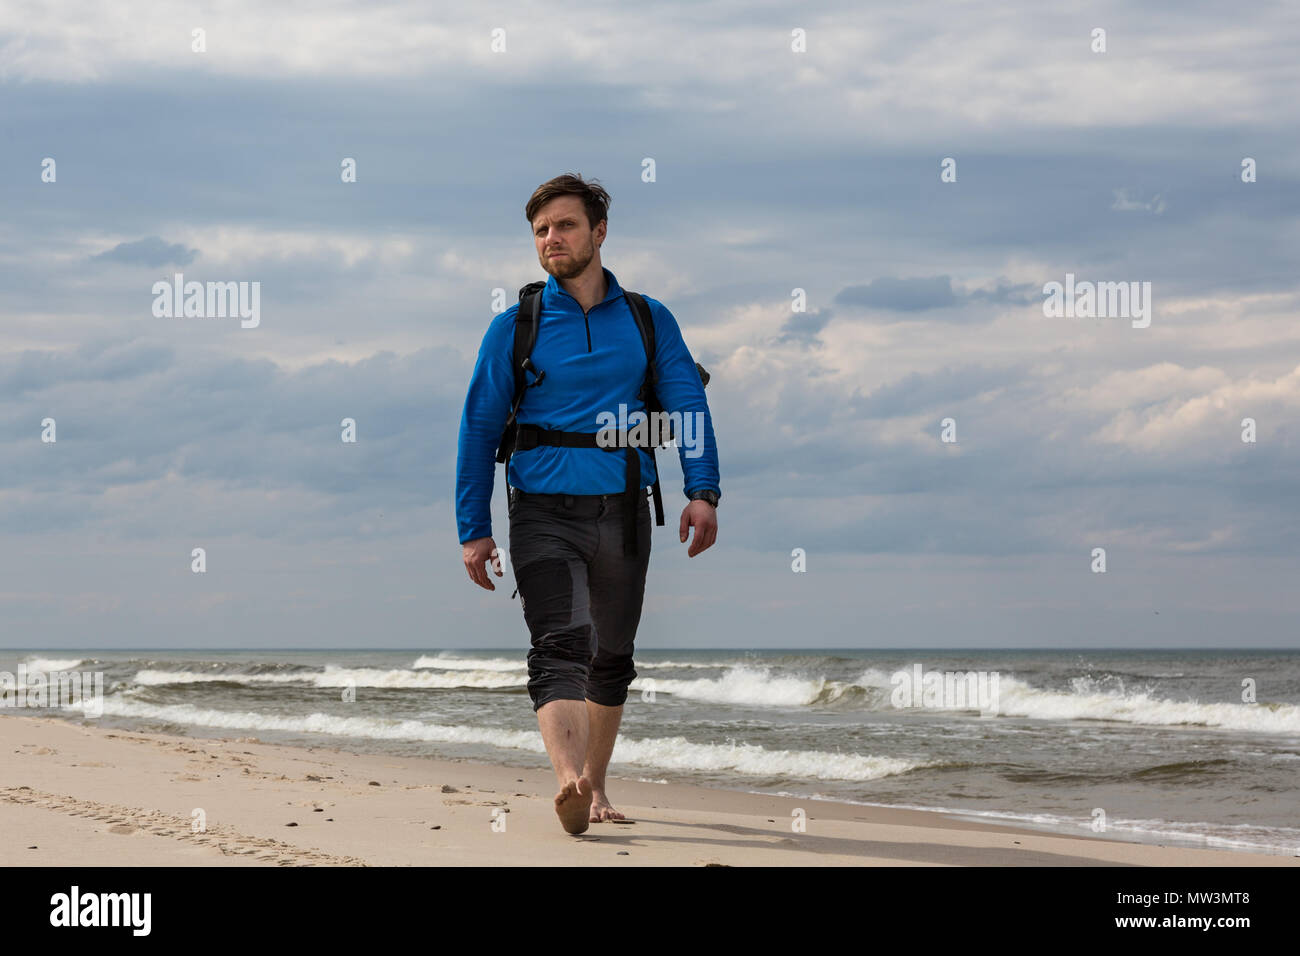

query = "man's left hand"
[679,500,718,557]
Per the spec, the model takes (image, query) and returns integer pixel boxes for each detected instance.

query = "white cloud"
[1091,363,1300,450]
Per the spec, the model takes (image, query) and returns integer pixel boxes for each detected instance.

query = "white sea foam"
[609,734,926,781]
[630,665,895,707]
[633,664,1300,733]
[412,654,525,672]
[23,657,85,671]
[633,659,734,670]
[97,696,545,748]
[852,668,1300,732]
[91,696,925,781]
[132,665,527,690]
[633,667,829,706]
[994,675,1300,733]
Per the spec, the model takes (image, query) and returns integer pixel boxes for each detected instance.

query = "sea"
[3,648,1297,856]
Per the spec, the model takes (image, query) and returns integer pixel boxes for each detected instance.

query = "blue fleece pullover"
[455,267,720,544]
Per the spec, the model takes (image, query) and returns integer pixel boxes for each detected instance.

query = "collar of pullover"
[543,266,624,311]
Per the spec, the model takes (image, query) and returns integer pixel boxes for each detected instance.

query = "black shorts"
[507,489,652,711]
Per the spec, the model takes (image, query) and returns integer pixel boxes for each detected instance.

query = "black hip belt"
[512,423,665,556]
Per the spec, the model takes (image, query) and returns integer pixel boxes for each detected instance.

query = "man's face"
[532,195,605,280]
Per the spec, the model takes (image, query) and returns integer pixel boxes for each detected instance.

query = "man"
[455,173,721,835]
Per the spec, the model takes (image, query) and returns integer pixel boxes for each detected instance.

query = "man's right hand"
[463,537,503,590]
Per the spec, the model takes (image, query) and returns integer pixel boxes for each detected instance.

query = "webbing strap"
[516,423,666,556]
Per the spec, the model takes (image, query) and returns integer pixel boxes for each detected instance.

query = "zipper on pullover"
[554,279,607,353]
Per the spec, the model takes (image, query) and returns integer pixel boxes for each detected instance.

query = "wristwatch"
[688,488,720,508]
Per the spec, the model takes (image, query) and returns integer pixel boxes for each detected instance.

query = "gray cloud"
[776,308,834,347]
[836,276,959,312]
[833,276,1039,316]
[91,236,197,267]
[966,279,1039,306]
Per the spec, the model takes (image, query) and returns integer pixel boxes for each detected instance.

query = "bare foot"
[589,790,627,823]
[555,777,592,834]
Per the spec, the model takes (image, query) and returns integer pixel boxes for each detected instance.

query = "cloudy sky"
[2,0,1298,649]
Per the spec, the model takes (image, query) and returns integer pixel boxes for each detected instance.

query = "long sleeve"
[455,307,517,544]
[646,299,721,498]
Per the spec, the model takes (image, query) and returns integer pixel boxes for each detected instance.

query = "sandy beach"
[1,714,1294,867]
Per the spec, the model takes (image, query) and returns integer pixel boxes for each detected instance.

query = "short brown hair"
[525,174,611,232]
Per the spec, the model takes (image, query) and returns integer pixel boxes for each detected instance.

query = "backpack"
[495,280,710,559]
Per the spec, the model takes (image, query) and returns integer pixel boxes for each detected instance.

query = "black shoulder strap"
[622,291,657,400]
[511,281,546,400]
[623,291,710,395]
[495,283,545,465]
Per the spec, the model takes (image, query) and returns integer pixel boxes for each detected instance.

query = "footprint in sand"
[0,786,368,866]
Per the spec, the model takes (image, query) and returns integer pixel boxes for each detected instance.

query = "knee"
[527,633,595,711]
[528,624,596,665]
[530,687,587,713]
[587,653,637,707]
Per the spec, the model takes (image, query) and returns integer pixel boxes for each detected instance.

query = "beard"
[541,237,595,278]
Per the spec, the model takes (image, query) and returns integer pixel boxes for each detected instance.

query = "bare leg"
[536,698,592,833]
[582,700,627,822]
